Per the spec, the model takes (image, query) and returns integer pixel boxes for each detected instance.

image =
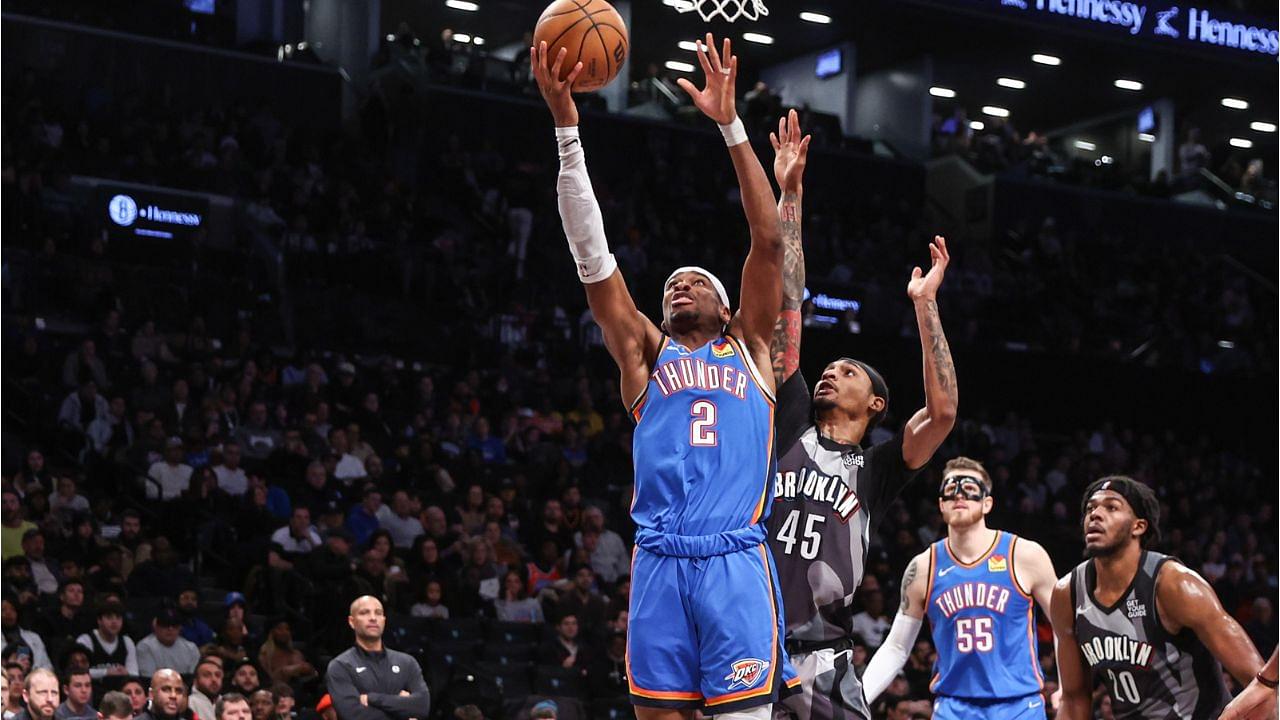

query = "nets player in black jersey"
[764,110,958,720]
[1051,476,1264,720]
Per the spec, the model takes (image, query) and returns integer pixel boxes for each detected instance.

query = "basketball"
[533,0,629,92]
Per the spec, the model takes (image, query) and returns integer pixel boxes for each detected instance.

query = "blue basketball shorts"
[933,693,1047,720]
[626,542,800,712]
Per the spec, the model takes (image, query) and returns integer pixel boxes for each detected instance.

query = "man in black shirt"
[764,111,958,720]
[324,596,429,720]
[135,669,187,720]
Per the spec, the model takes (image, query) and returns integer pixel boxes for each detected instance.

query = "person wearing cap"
[535,32,799,718]
[146,438,193,501]
[324,596,429,720]
[137,609,200,677]
[764,111,958,720]
[529,700,557,720]
[1052,476,1265,720]
[74,602,138,679]
[861,457,1058,719]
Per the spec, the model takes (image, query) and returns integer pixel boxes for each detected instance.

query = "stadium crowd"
[2,24,1278,720]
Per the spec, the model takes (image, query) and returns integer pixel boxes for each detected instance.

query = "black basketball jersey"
[1070,551,1229,720]
[767,372,922,644]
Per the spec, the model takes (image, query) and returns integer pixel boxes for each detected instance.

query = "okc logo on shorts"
[724,658,770,690]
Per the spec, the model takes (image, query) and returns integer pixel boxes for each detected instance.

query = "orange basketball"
[533,0,629,93]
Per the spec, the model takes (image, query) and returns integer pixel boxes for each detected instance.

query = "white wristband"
[718,117,748,147]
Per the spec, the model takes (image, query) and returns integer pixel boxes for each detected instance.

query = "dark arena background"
[1,1,1277,719]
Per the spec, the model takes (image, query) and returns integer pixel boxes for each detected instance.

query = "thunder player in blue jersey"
[533,33,798,720]
[862,457,1059,719]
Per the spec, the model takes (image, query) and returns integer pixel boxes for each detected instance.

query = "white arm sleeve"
[861,612,922,704]
[555,126,617,284]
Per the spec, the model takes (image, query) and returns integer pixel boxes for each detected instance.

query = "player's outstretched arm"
[901,237,958,469]
[863,550,929,703]
[1050,575,1093,720]
[676,34,783,381]
[1156,561,1264,687]
[767,109,811,388]
[1220,648,1278,720]
[532,42,662,403]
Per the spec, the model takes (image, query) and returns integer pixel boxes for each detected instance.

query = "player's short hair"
[216,693,250,720]
[98,692,133,719]
[1082,475,1161,547]
[942,456,992,493]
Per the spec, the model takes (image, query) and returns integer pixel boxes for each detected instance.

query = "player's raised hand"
[770,108,811,194]
[675,33,738,126]
[907,236,950,302]
[531,41,585,127]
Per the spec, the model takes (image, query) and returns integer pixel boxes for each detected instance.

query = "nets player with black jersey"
[765,112,959,720]
[1051,476,1264,720]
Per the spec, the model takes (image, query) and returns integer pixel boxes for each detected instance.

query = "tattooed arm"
[768,110,811,387]
[902,236,958,470]
[863,550,929,703]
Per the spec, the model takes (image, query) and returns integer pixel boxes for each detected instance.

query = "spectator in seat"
[21,530,59,597]
[851,588,892,650]
[528,500,571,555]
[95,692,132,720]
[587,631,627,700]
[573,506,626,585]
[129,362,169,417]
[119,680,147,717]
[326,429,365,482]
[48,478,89,522]
[556,565,607,640]
[85,396,134,462]
[247,692,273,720]
[213,443,249,498]
[537,614,587,672]
[177,589,214,647]
[137,609,200,676]
[54,668,94,720]
[214,694,249,720]
[256,621,314,686]
[58,382,109,438]
[159,379,196,437]
[229,662,260,697]
[14,452,53,501]
[379,491,424,551]
[201,618,252,666]
[269,685,293,720]
[131,321,177,366]
[270,508,321,557]
[37,580,91,658]
[147,438,193,502]
[19,668,58,720]
[187,658,222,720]
[1,492,36,562]
[408,580,449,620]
[482,521,521,568]
[345,486,382,547]
[3,666,23,720]
[61,340,109,392]
[1178,126,1211,182]
[236,403,282,463]
[135,669,184,720]
[75,601,138,679]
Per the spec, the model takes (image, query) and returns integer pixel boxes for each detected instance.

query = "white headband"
[665,266,731,309]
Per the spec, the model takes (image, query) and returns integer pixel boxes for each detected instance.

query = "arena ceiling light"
[970,120,985,130]
[472,36,485,45]
[982,105,1010,118]
[1250,121,1277,133]
[1113,78,1143,91]
[996,77,1026,90]
[1229,137,1254,148]
[445,0,479,10]
[678,40,699,51]
[1221,97,1249,110]
[665,60,696,72]
[1138,133,1155,142]
[929,86,956,98]
[453,32,472,42]
[1031,53,1061,66]
[742,32,774,45]
[1074,139,1097,151]
[799,11,832,23]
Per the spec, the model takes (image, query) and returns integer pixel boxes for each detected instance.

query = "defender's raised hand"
[907,236,951,302]
[770,109,811,195]
[676,34,738,126]
[531,41,585,127]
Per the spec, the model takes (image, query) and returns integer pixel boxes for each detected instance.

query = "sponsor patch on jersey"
[724,658,770,690]
[711,341,735,358]
[987,554,1007,572]
[1126,598,1147,618]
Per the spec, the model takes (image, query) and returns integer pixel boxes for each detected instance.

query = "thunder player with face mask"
[764,112,958,720]
[862,458,1059,720]
[534,34,798,720]
[1051,477,1263,720]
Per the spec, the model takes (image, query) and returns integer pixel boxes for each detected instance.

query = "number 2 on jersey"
[774,509,825,559]
[690,399,718,446]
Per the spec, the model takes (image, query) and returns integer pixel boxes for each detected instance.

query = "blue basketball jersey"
[926,531,1043,700]
[630,335,776,544]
